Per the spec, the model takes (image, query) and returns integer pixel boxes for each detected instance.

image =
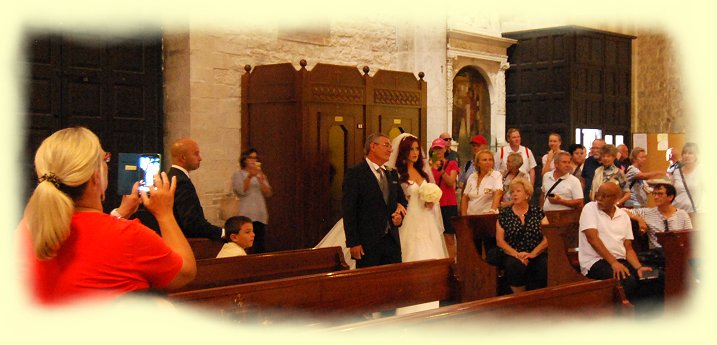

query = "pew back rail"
[171,258,458,322]
[328,278,632,331]
[176,246,350,292]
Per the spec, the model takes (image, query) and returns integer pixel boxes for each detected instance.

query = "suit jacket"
[342,160,407,250]
[168,167,223,239]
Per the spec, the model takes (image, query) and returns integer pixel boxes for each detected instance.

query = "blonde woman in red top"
[22,127,196,305]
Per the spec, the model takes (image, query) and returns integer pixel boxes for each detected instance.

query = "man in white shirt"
[494,128,537,182]
[578,182,652,300]
[541,152,583,211]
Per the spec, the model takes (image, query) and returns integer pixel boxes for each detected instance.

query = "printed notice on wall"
[657,133,669,151]
[633,133,647,154]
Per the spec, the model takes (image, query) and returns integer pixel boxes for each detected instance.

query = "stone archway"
[445,30,516,165]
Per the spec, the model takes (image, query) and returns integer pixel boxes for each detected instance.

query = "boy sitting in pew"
[217,216,255,258]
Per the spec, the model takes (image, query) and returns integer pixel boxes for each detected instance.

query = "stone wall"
[633,31,687,133]
[163,18,685,227]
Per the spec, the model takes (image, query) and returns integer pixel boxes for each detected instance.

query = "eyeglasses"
[373,142,391,148]
[104,152,111,163]
[442,137,452,142]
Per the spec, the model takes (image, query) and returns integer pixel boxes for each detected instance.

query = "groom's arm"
[391,170,407,227]
[342,167,361,248]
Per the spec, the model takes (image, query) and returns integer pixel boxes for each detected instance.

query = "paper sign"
[633,133,647,153]
[657,133,669,151]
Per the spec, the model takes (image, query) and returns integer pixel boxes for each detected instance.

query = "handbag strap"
[546,177,565,196]
[626,166,639,189]
[677,165,696,212]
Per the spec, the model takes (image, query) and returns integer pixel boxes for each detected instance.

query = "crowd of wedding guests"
[438,129,698,305]
[20,126,697,311]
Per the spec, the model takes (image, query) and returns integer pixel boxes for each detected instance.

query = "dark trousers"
[587,258,664,313]
[251,221,266,253]
[586,259,638,299]
[440,205,458,234]
[502,252,548,290]
[355,234,402,269]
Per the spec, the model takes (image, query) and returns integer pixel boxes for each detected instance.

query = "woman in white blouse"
[670,142,700,214]
[461,150,503,215]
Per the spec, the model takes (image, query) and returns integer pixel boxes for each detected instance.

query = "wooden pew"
[451,214,499,302]
[544,208,582,225]
[326,278,632,331]
[451,209,584,300]
[170,258,457,323]
[656,230,695,301]
[187,238,225,260]
[174,246,350,292]
[630,219,650,254]
[542,223,587,286]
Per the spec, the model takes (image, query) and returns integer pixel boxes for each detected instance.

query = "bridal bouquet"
[418,182,442,203]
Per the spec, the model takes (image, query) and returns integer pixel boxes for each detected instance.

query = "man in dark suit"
[167,138,224,239]
[343,133,407,268]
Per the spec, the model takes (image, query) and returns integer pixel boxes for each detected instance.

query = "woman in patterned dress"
[496,177,549,293]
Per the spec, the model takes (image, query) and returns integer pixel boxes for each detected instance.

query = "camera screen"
[138,154,161,192]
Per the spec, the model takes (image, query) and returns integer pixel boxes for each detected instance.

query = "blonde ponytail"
[24,127,102,260]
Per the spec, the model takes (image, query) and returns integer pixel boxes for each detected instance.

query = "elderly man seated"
[578,182,653,302]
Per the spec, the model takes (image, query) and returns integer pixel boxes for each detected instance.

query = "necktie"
[377,167,389,203]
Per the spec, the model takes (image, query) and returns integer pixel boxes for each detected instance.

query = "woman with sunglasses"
[232,148,273,253]
[21,127,196,305]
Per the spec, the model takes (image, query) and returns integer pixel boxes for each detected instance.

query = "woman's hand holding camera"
[141,172,177,221]
[116,182,142,218]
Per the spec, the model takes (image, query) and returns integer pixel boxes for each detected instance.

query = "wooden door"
[377,112,413,140]
[24,32,163,210]
[310,105,364,243]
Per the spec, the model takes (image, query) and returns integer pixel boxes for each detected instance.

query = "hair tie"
[39,173,61,188]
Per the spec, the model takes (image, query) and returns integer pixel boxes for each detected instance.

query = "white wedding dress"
[394,179,447,314]
[399,180,448,262]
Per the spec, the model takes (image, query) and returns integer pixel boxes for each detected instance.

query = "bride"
[316,132,448,267]
[392,134,448,262]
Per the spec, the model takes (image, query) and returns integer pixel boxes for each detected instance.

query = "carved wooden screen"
[241,63,303,251]
[242,61,427,250]
[367,69,427,144]
[303,63,367,248]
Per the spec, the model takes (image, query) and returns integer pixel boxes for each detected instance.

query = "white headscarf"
[386,133,436,184]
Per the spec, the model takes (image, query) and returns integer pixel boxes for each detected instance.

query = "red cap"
[470,134,488,146]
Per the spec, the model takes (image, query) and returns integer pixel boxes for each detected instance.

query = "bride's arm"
[400,182,410,200]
